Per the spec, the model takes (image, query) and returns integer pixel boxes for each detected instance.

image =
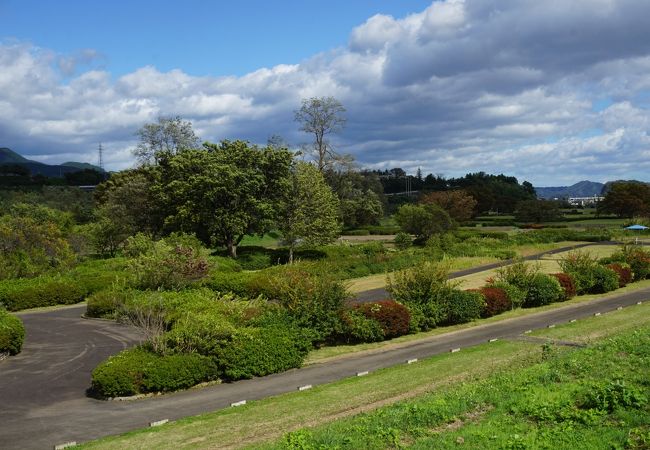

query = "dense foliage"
[0,307,25,355]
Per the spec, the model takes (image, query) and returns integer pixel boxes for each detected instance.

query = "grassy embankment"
[80,297,650,450]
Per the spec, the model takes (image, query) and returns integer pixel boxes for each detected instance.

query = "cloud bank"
[2,0,650,185]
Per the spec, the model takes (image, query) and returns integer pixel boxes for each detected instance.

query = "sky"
[1,0,650,186]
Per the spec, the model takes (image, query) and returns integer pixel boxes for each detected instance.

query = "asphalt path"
[2,283,649,449]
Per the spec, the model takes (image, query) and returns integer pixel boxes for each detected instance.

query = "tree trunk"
[227,240,237,258]
[288,246,294,264]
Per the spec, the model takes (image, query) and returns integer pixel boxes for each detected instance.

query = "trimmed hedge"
[0,275,87,311]
[355,300,411,339]
[212,326,311,381]
[90,347,219,398]
[0,308,25,355]
[86,289,134,319]
[341,310,385,343]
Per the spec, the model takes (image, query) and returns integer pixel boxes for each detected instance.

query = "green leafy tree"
[598,182,650,218]
[133,116,200,165]
[294,97,346,171]
[420,190,477,222]
[279,162,341,263]
[394,203,454,242]
[514,199,562,223]
[154,140,293,258]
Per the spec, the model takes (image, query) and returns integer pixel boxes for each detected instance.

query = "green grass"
[80,296,650,450]
[239,231,282,248]
[261,305,650,450]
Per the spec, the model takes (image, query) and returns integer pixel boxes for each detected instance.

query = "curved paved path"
[2,284,649,449]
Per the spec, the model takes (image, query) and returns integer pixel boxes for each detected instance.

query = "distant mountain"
[0,147,104,178]
[0,147,29,164]
[535,180,604,199]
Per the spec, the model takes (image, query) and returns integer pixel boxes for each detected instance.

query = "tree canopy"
[279,162,341,263]
[598,182,650,218]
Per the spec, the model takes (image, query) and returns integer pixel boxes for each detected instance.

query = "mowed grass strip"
[80,342,539,450]
[81,299,650,450]
[258,303,650,450]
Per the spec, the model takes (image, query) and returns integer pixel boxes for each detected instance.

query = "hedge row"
[0,276,87,311]
[90,348,219,398]
[0,307,25,355]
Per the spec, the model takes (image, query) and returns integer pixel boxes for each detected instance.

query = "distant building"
[567,196,604,206]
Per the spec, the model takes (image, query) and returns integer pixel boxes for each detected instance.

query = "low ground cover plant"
[0,307,25,355]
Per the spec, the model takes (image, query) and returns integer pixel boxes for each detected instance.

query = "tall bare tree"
[133,116,200,165]
[294,97,346,172]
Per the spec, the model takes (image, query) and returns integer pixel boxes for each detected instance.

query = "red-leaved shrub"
[551,273,577,300]
[355,300,411,338]
[475,287,511,318]
[606,263,633,287]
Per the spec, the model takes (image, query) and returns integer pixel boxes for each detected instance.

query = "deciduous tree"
[294,97,346,172]
[133,116,200,165]
[279,162,341,263]
[420,190,477,222]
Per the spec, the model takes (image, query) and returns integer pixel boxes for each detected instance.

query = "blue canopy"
[625,224,649,230]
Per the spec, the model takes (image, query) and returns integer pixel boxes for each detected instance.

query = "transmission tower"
[98,143,104,170]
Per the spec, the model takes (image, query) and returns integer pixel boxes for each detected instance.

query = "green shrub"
[590,265,619,294]
[90,347,218,398]
[207,271,256,296]
[494,259,539,293]
[393,232,412,250]
[0,205,75,280]
[86,288,134,319]
[559,251,599,294]
[250,267,348,344]
[340,310,385,343]
[488,281,526,309]
[523,273,563,307]
[0,275,87,311]
[0,307,25,355]
[128,238,210,290]
[445,289,484,325]
[214,326,311,380]
[602,245,650,281]
[355,300,411,339]
[387,263,452,331]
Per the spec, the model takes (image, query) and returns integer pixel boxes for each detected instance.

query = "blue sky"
[2,0,650,186]
[1,0,431,77]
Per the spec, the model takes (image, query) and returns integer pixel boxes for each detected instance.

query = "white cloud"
[2,0,650,184]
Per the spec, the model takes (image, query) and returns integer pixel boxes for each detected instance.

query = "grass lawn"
[259,303,650,450]
[80,301,650,450]
[345,240,594,293]
[455,244,619,289]
[239,231,282,248]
